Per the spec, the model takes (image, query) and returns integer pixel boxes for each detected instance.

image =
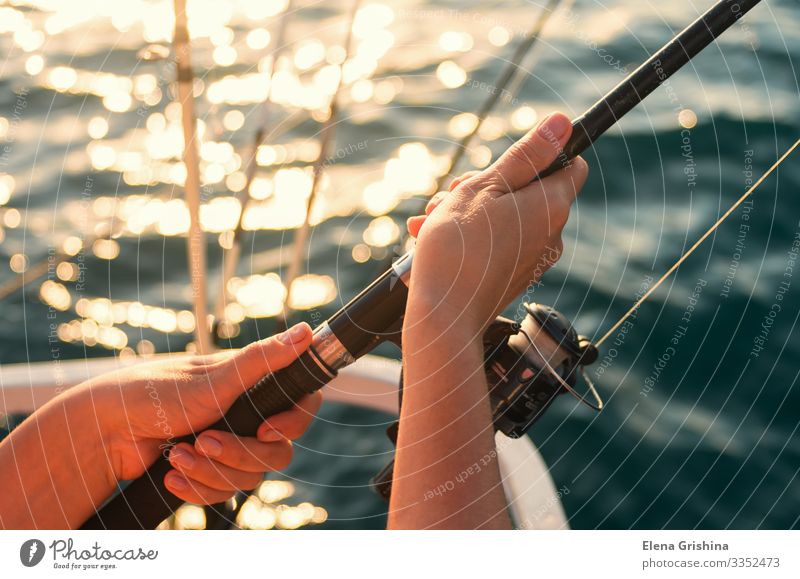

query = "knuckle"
[186,359,217,377]
[549,238,564,260]
[517,137,555,169]
[271,441,293,470]
[280,425,304,440]
[457,169,492,194]
[193,359,234,383]
[547,196,571,230]
[561,158,589,193]
[282,416,312,438]
[508,142,539,167]
[450,170,481,191]
[239,339,267,362]
[186,352,231,377]
[307,390,323,406]
[482,172,510,193]
[570,156,589,180]
[220,445,245,467]
[240,473,264,491]
[188,354,215,367]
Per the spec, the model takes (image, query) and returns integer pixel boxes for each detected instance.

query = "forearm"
[389,301,511,530]
[0,391,115,529]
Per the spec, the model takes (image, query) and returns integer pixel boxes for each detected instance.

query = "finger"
[425,191,447,214]
[558,155,588,204]
[516,155,588,204]
[406,215,425,238]
[195,431,295,472]
[164,470,237,505]
[448,170,480,192]
[483,112,573,194]
[213,322,313,398]
[513,156,588,233]
[168,443,268,492]
[407,190,449,237]
[257,391,323,441]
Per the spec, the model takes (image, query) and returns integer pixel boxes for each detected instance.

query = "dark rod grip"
[81,350,333,529]
[536,0,761,180]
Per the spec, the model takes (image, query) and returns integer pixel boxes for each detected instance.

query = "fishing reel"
[486,303,602,437]
[371,302,602,501]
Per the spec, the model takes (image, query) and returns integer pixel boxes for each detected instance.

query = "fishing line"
[84,0,770,529]
[596,137,800,347]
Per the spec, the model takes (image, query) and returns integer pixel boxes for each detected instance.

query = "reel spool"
[372,303,601,501]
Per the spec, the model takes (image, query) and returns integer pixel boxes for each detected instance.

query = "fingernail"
[166,472,188,491]
[170,447,195,469]
[260,427,283,442]
[426,192,445,212]
[196,436,223,457]
[278,323,308,344]
[538,113,571,140]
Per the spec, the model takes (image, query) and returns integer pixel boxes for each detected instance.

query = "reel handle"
[81,350,332,530]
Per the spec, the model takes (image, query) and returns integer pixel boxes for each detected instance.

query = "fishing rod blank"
[81,0,762,529]
[537,0,761,179]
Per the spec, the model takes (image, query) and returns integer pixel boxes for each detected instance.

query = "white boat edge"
[0,353,568,530]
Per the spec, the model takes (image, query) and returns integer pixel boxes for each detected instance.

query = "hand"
[406,170,479,238]
[80,322,322,505]
[406,112,588,336]
[390,113,586,529]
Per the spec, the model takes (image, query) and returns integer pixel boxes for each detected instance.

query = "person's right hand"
[405,111,588,337]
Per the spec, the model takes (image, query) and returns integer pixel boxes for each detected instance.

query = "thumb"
[216,322,313,398]
[483,112,573,193]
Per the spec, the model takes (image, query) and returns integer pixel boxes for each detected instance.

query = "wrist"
[404,278,486,346]
[403,291,486,385]
[0,388,117,528]
[56,388,118,492]
[404,297,483,350]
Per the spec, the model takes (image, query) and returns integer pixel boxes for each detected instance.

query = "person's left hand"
[77,322,321,505]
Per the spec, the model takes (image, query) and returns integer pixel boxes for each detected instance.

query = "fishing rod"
[81,0,763,529]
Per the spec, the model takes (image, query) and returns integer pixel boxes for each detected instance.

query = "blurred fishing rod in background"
[279,0,363,330]
[432,0,568,193]
[213,0,297,343]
